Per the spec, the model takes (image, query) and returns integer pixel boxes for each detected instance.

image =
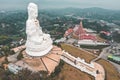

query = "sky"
[0,0,120,10]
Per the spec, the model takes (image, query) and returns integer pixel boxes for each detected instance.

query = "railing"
[61,51,96,77]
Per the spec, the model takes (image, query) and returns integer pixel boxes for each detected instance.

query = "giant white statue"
[25,3,53,56]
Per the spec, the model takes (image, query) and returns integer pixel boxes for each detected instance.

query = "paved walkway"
[15,46,63,74]
[7,45,26,62]
[93,62,105,80]
[11,45,25,53]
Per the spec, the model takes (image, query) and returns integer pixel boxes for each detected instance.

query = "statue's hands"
[43,34,50,40]
[34,41,42,45]
[27,28,37,37]
[34,39,43,45]
[38,33,43,37]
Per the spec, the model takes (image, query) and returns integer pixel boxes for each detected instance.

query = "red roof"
[64,28,73,36]
[65,21,97,41]
[80,34,96,40]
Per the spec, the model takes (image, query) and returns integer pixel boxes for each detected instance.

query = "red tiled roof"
[64,28,73,36]
[80,34,96,40]
[65,21,97,41]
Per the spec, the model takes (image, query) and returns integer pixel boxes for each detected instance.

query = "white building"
[8,63,22,74]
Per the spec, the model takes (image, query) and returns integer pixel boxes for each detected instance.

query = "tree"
[50,60,64,78]
[9,50,15,55]
[8,69,48,80]
[17,48,25,60]
[17,52,23,60]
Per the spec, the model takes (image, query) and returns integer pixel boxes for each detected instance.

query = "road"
[93,44,120,73]
[92,47,110,62]
[110,61,120,73]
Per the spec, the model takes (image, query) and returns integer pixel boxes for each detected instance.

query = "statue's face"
[33,9,38,18]
[28,3,38,19]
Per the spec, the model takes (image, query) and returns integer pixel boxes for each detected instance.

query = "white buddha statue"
[25,3,53,57]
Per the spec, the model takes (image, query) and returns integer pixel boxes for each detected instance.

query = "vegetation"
[0,46,15,58]
[96,35,107,42]
[0,68,48,80]
[80,45,109,49]
[0,46,10,57]
[0,8,120,44]
[60,43,96,63]
[52,63,94,80]
[50,60,64,78]
[83,20,110,33]
[113,31,120,43]
[0,60,64,80]
[0,35,12,45]
[9,50,15,55]
[17,48,25,60]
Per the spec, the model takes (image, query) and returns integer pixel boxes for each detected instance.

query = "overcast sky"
[0,0,120,10]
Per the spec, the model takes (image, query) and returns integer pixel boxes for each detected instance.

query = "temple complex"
[73,21,96,41]
[65,21,96,40]
[64,20,109,46]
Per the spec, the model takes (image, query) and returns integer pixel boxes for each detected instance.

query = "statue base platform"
[25,45,53,57]
[15,46,63,74]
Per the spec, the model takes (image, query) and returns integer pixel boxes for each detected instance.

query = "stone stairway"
[61,51,105,80]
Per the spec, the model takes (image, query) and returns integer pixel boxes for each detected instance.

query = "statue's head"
[28,3,38,19]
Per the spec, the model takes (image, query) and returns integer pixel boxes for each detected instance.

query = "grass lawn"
[96,35,107,42]
[80,45,109,49]
[53,63,94,80]
[61,43,96,63]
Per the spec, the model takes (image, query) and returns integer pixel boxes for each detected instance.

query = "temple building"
[64,20,109,46]
[64,21,96,40]
[64,28,73,37]
[73,21,96,41]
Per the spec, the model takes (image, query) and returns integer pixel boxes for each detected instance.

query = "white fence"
[61,51,96,77]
